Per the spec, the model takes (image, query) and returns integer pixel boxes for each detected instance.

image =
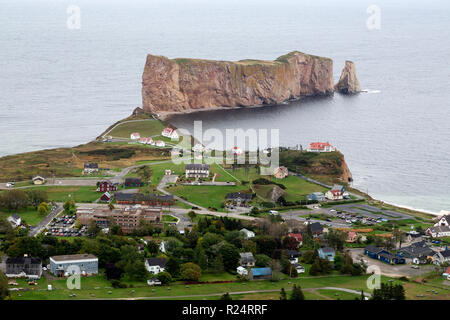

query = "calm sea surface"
[1,0,449,213]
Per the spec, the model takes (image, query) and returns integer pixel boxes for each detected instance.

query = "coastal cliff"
[142,51,334,115]
[335,61,360,94]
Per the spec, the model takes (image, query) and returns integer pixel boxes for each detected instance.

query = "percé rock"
[142,51,334,114]
[335,61,360,94]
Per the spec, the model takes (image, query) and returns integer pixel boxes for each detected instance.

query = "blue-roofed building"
[318,247,335,261]
[364,245,405,265]
[307,192,326,202]
[249,267,272,280]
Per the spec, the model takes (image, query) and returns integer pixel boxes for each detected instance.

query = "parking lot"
[46,215,87,237]
[348,248,436,278]
[330,203,412,221]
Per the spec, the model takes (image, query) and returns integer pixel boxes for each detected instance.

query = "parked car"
[5,182,15,188]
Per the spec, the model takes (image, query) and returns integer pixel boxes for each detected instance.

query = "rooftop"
[50,254,98,262]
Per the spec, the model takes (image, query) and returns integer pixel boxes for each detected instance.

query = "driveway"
[29,204,63,237]
[348,248,436,278]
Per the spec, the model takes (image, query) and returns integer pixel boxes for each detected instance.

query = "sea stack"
[335,61,360,94]
[142,51,334,115]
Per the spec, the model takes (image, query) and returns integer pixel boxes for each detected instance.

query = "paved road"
[29,204,63,237]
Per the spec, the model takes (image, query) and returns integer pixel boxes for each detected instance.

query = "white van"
[269,210,279,215]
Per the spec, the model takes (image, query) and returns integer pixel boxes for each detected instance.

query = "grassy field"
[226,167,327,203]
[108,119,166,139]
[168,185,245,210]
[9,272,409,300]
[26,186,100,203]
[0,206,43,226]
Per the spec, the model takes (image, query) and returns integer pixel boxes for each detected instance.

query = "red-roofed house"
[288,233,303,246]
[346,231,358,243]
[307,142,336,153]
[161,127,179,139]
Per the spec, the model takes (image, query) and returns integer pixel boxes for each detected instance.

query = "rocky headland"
[142,51,360,116]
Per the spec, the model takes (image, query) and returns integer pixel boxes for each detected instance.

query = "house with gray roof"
[6,256,42,279]
[239,252,255,268]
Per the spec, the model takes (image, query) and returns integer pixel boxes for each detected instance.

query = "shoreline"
[154,93,335,121]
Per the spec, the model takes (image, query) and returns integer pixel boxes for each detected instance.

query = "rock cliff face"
[142,51,334,114]
[335,61,360,94]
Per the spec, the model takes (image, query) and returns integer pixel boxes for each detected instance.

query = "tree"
[26,189,48,208]
[187,210,197,222]
[0,271,9,300]
[104,263,123,280]
[289,284,305,300]
[280,288,287,300]
[372,282,405,300]
[325,229,347,251]
[63,200,76,215]
[146,240,159,256]
[87,220,101,237]
[0,189,29,211]
[166,258,181,277]
[209,254,225,273]
[218,242,240,271]
[282,236,300,250]
[180,262,202,281]
[220,292,232,300]
[255,254,271,267]
[108,203,115,211]
[37,202,49,216]
[156,271,172,285]
[194,246,208,270]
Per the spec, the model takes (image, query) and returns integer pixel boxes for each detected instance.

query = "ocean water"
[0,0,449,213]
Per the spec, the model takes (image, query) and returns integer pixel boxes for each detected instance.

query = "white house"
[307,142,336,152]
[7,214,21,228]
[432,250,450,265]
[156,140,165,147]
[325,185,346,200]
[130,132,140,140]
[161,127,179,140]
[293,263,305,274]
[185,164,210,178]
[240,228,255,239]
[159,241,166,253]
[426,225,450,238]
[434,213,450,227]
[237,266,248,276]
[145,258,166,274]
[147,278,162,286]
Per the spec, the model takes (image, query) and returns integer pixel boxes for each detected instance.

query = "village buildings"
[49,254,98,277]
[76,206,163,233]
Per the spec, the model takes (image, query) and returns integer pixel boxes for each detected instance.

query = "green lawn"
[108,120,165,139]
[0,206,43,226]
[168,185,246,211]
[10,273,406,300]
[276,175,328,201]
[26,186,100,203]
